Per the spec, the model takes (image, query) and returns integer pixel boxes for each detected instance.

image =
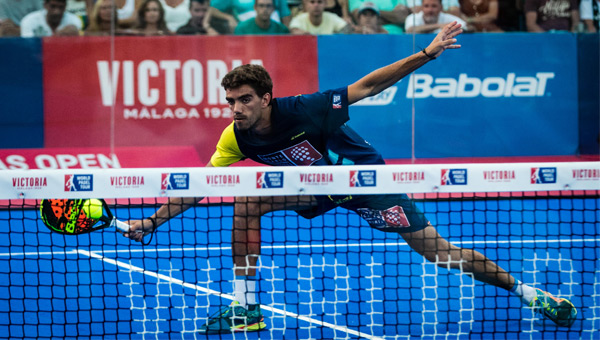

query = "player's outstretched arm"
[347,21,462,104]
[123,196,204,242]
[123,162,216,242]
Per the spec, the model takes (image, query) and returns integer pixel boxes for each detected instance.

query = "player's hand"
[123,219,155,242]
[425,21,463,59]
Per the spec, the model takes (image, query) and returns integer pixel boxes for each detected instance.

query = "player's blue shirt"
[210,87,384,167]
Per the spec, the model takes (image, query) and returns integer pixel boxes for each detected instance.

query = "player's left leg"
[199,195,319,334]
[402,225,514,289]
[401,226,577,327]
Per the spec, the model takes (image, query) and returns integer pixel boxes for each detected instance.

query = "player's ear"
[261,92,271,107]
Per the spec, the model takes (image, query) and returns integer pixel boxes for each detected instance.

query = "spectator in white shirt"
[21,0,82,37]
[404,0,466,33]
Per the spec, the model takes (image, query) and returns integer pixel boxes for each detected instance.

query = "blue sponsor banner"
[0,38,44,149]
[318,33,579,158]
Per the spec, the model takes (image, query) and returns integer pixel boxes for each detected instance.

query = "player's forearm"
[348,52,431,104]
[151,197,203,228]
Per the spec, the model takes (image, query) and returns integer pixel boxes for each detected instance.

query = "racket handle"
[111,218,131,233]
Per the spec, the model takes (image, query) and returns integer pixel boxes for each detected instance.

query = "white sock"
[510,280,538,305]
[233,276,257,307]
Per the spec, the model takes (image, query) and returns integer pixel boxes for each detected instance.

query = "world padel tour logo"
[12,176,48,189]
[161,173,189,190]
[332,94,342,109]
[441,169,467,185]
[531,167,556,184]
[257,171,284,188]
[64,174,93,191]
[349,170,376,187]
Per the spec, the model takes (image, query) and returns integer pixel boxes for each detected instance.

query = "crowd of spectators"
[0,0,597,37]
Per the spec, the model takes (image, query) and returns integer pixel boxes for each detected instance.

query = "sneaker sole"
[233,321,267,332]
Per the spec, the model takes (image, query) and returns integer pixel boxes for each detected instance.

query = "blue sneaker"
[198,301,267,334]
[529,289,577,327]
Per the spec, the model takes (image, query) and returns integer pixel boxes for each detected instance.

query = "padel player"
[124,21,577,334]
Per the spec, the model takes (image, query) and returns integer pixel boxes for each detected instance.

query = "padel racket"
[39,198,130,235]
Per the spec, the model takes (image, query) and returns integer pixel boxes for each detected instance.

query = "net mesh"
[0,163,599,339]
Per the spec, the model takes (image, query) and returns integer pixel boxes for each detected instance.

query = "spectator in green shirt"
[234,0,289,34]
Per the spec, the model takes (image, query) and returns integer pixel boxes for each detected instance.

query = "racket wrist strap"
[421,48,436,60]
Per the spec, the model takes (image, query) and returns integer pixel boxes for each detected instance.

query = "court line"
[2,237,599,257]
[77,248,385,340]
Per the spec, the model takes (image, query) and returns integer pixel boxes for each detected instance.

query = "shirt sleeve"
[284,87,350,135]
[580,0,592,19]
[19,13,36,37]
[404,13,418,31]
[209,122,245,167]
[331,13,349,32]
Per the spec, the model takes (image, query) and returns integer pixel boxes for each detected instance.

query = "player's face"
[226,85,270,132]
[422,0,441,24]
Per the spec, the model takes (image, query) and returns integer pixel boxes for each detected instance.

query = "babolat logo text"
[161,173,189,190]
[64,174,93,191]
[407,73,554,98]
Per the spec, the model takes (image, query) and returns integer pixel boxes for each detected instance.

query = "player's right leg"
[199,195,319,334]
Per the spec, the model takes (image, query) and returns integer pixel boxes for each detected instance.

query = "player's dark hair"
[221,64,273,103]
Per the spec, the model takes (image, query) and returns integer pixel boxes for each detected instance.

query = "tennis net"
[0,162,598,339]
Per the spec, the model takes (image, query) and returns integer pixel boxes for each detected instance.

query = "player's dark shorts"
[295,194,429,233]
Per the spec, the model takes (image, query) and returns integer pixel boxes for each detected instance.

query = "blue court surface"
[0,195,599,339]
